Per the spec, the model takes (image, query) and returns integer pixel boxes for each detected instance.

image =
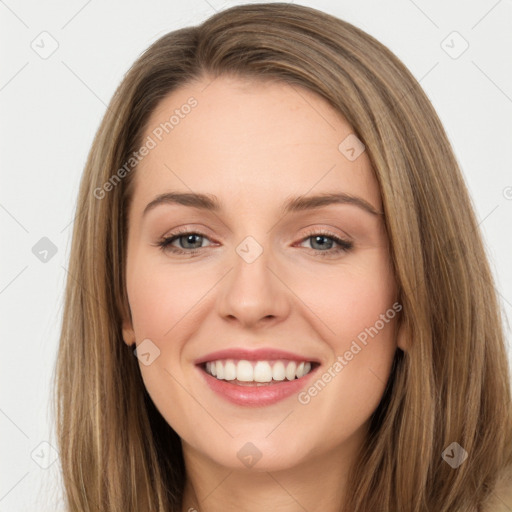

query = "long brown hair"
[53,3,512,510]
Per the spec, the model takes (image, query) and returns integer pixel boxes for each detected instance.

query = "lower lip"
[197,365,318,407]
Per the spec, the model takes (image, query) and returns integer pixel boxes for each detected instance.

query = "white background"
[1,0,511,509]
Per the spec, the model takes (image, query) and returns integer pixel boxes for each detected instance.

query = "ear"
[120,294,136,346]
[122,322,136,346]
[395,314,410,352]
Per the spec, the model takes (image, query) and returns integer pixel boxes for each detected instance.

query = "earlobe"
[122,324,136,346]
[395,317,410,352]
[121,298,135,346]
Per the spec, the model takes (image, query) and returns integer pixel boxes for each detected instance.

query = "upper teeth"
[205,359,312,382]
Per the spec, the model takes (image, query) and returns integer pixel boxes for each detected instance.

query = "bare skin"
[121,74,407,512]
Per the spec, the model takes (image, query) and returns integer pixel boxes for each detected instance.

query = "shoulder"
[482,466,512,512]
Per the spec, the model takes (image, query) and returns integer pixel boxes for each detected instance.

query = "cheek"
[125,259,207,435]
[292,254,398,415]
[298,314,397,443]
[126,257,213,341]
[291,253,397,346]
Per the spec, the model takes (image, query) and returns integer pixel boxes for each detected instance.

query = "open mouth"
[200,359,319,386]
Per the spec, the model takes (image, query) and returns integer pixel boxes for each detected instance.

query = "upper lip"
[194,348,321,366]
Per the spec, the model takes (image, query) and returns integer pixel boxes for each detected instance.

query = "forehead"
[130,74,381,216]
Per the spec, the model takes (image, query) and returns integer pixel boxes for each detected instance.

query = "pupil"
[185,234,201,248]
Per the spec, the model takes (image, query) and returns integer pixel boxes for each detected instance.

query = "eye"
[155,229,213,256]
[297,229,353,257]
[154,228,353,257]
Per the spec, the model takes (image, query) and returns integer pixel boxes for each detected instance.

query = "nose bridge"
[216,233,290,326]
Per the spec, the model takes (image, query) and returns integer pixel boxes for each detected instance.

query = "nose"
[216,242,291,329]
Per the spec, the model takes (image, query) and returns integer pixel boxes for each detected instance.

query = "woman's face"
[122,74,405,472]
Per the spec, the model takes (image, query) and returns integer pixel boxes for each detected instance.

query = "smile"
[195,348,321,406]
[203,359,315,385]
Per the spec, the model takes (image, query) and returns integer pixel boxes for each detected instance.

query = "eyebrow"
[142,191,383,217]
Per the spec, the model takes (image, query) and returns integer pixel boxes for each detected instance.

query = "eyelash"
[155,227,353,258]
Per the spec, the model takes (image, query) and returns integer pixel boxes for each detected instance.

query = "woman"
[53,3,512,511]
